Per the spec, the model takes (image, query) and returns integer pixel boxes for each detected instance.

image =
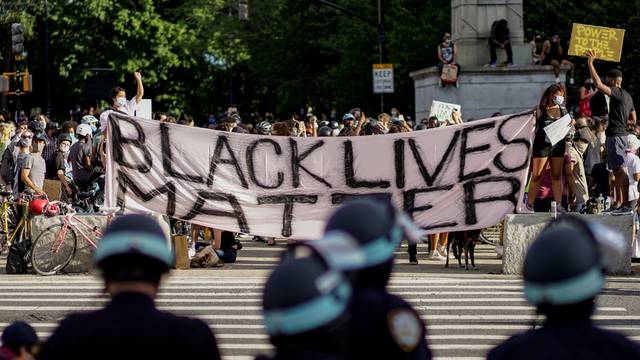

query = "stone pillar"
[452,0,531,67]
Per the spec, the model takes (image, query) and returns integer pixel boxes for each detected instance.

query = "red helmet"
[45,202,60,217]
[29,199,49,215]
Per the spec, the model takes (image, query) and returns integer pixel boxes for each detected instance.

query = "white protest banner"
[543,114,572,146]
[429,100,461,124]
[105,112,535,239]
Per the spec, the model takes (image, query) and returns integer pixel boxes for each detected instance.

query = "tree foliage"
[2,0,638,122]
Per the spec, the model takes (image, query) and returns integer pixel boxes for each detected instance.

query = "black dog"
[445,230,480,270]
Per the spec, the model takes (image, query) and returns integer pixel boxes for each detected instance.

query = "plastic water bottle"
[597,194,604,214]
[550,201,557,218]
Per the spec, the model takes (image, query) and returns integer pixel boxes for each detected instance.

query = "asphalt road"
[0,239,639,360]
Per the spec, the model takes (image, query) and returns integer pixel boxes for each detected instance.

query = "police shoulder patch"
[387,308,422,352]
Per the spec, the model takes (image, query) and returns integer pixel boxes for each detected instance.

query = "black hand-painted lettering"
[493,113,533,173]
[331,193,392,205]
[403,186,457,230]
[246,139,284,189]
[408,130,460,187]
[109,113,152,173]
[257,195,318,237]
[116,171,176,216]
[160,123,204,183]
[290,139,332,188]
[344,140,390,189]
[394,139,405,188]
[184,191,250,233]
[207,135,249,188]
[459,122,495,182]
[463,176,521,225]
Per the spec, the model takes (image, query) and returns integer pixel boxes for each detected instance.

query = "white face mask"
[575,141,588,154]
[59,143,70,153]
[553,95,564,106]
[116,97,127,107]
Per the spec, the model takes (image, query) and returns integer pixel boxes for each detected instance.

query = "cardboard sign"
[568,23,625,62]
[105,112,534,238]
[429,100,461,124]
[441,64,458,83]
[373,64,394,94]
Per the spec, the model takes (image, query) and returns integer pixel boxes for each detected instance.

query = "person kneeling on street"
[39,214,222,360]
[488,216,640,359]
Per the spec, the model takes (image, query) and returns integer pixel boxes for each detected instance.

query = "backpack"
[6,236,30,274]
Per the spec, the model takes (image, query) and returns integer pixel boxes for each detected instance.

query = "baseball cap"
[342,113,355,122]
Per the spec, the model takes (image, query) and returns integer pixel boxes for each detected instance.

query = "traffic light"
[11,23,24,55]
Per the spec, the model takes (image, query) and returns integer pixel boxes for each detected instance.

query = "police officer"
[320,199,432,360]
[39,214,222,360]
[488,216,640,359]
[255,256,352,360]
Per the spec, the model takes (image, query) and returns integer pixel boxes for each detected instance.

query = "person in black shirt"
[488,19,513,67]
[523,84,569,213]
[541,34,575,85]
[39,214,222,360]
[46,133,73,199]
[586,49,637,213]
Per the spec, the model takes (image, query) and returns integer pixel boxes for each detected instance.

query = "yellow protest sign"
[568,23,625,62]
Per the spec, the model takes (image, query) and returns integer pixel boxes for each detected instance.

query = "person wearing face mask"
[586,50,637,213]
[69,124,99,191]
[99,71,144,134]
[522,84,569,213]
[568,129,591,212]
[16,132,47,197]
[437,32,460,87]
[541,34,575,85]
[47,133,74,199]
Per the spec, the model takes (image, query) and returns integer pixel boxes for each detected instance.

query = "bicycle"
[0,189,17,254]
[31,201,121,276]
[4,192,42,274]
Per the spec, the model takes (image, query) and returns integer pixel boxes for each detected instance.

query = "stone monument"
[410,0,568,121]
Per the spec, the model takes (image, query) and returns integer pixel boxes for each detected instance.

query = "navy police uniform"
[488,319,640,360]
[39,292,220,360]
[349,287,430,359]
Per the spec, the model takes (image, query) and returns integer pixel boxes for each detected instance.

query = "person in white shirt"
[624,134,640,210]
[98,72,143,166]
[99,71,144,130]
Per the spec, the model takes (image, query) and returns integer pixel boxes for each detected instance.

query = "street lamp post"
[311,0,387,113]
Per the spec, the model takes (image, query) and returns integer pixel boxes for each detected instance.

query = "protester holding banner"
[524,85,569,213]
[585,49,636,213]
[437,32,460,87]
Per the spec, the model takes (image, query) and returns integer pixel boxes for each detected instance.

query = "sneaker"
[556,205,568,214]
[612,206,633,215]
[431,251,446,261]
[507,63,516,67]
[519,203,535,214]
[409,254,418,265]
[603,205,620,213]
[489,62,497,68]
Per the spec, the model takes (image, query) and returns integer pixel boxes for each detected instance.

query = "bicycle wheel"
[31,224,77,276]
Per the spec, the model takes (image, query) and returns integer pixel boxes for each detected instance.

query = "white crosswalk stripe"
[0,242,639,360]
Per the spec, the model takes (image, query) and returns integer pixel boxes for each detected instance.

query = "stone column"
[452,0,531,67]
